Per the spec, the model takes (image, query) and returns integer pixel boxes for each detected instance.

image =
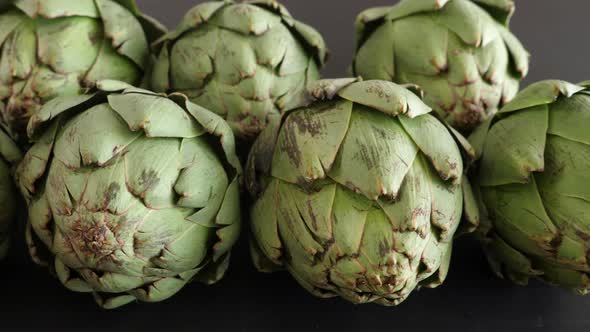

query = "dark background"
[3,1,590,331]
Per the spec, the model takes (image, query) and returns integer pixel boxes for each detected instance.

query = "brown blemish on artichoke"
[365,83,392,104]
[281,112,325,168]
[306,200,319,231]
[138,169,160,190]
[103,183,120,209]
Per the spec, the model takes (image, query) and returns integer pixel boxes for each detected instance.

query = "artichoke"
[352,0,529,133]
[473,80,590,294]
[0,124,21,259]
[16,80,242,309]
[0,0,166,145]
[151,0,328,140]
[247,78,479,305]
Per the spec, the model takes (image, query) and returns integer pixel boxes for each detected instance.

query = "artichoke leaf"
[271,100,352,184]
[329,186,370,259]
[53,103,140,168]
[209,1,282,36]
[185,100,242,174]
[93,293,136,310]
[537,261,590,293]
[460,176,480,235]
[84,39,141,85]
[485,232,541,278]
[291,182,336,243]
[211,177,241,259]
[0,10,27,50]
[137,13,167,44]
[245,117,281,193]
[213,212,241,261]
[150,45,171,92]
[27,194,53,249]
[96,0,149,69]
[468,117,493,160]
[1,18,35,80]
[192,252,231,285]
[250,239,283,272]
[78,268,147,293]
[330,105,418,200]
[378,157,431,236]
[28,95,95,135]
[125,138,183,208]
[16,121,59,197]
[29,66,82,103]
[385,0,450,22]
[399,113,463,184]
[499,27,529,78]
[418,236,448,286]
[276,181,325,264]
[339,80,431,119]
[130,276,192,303]
[307,78,360,101]
[435,0,500,47]
[353,22,395,81]
[481,179,559,258]
[109,0,139,15]
[134,208,208,271]
[179,139,228,223]
[355,6,391,37]
[428,164,464,242]
[168,28,216,90]
[473,0,515,25]
[536,138,590,246]
[291,20,328,66]
[500,80,584,114]
[108,93,205,138]
[55,259,94,293]
[36,16,102,74]
[250,180,282,264]
[155,1,226,44]
[0,127,21,163]
[547,93,590,146]
[277,27,311,76]
[479,105,548,186]
[15,0,99,18]
[390,16,448,77]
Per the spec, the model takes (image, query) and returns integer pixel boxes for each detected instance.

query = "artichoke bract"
[473,80,590,294]
[353,0,529,133]
[16,80,242,309]
[0,0,166,145]
[0,124,21,259]
[151,0,328,140]
[247,78,479,305]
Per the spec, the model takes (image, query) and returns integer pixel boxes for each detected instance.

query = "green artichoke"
[16,80,242,309]
[151,0,328,140]
[0,124,21,259]
[247,78,479,305]
[473,80,590,294]
[353,0,529,133]
[0,0,166,145]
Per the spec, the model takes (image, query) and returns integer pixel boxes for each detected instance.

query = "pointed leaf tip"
[338,80,431,119]
[307,78,361,101]
[500,80,585,114]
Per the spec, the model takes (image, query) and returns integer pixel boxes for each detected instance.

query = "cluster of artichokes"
[0,0,588,309]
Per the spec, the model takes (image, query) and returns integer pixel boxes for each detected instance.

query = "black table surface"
[3,0,590,331]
